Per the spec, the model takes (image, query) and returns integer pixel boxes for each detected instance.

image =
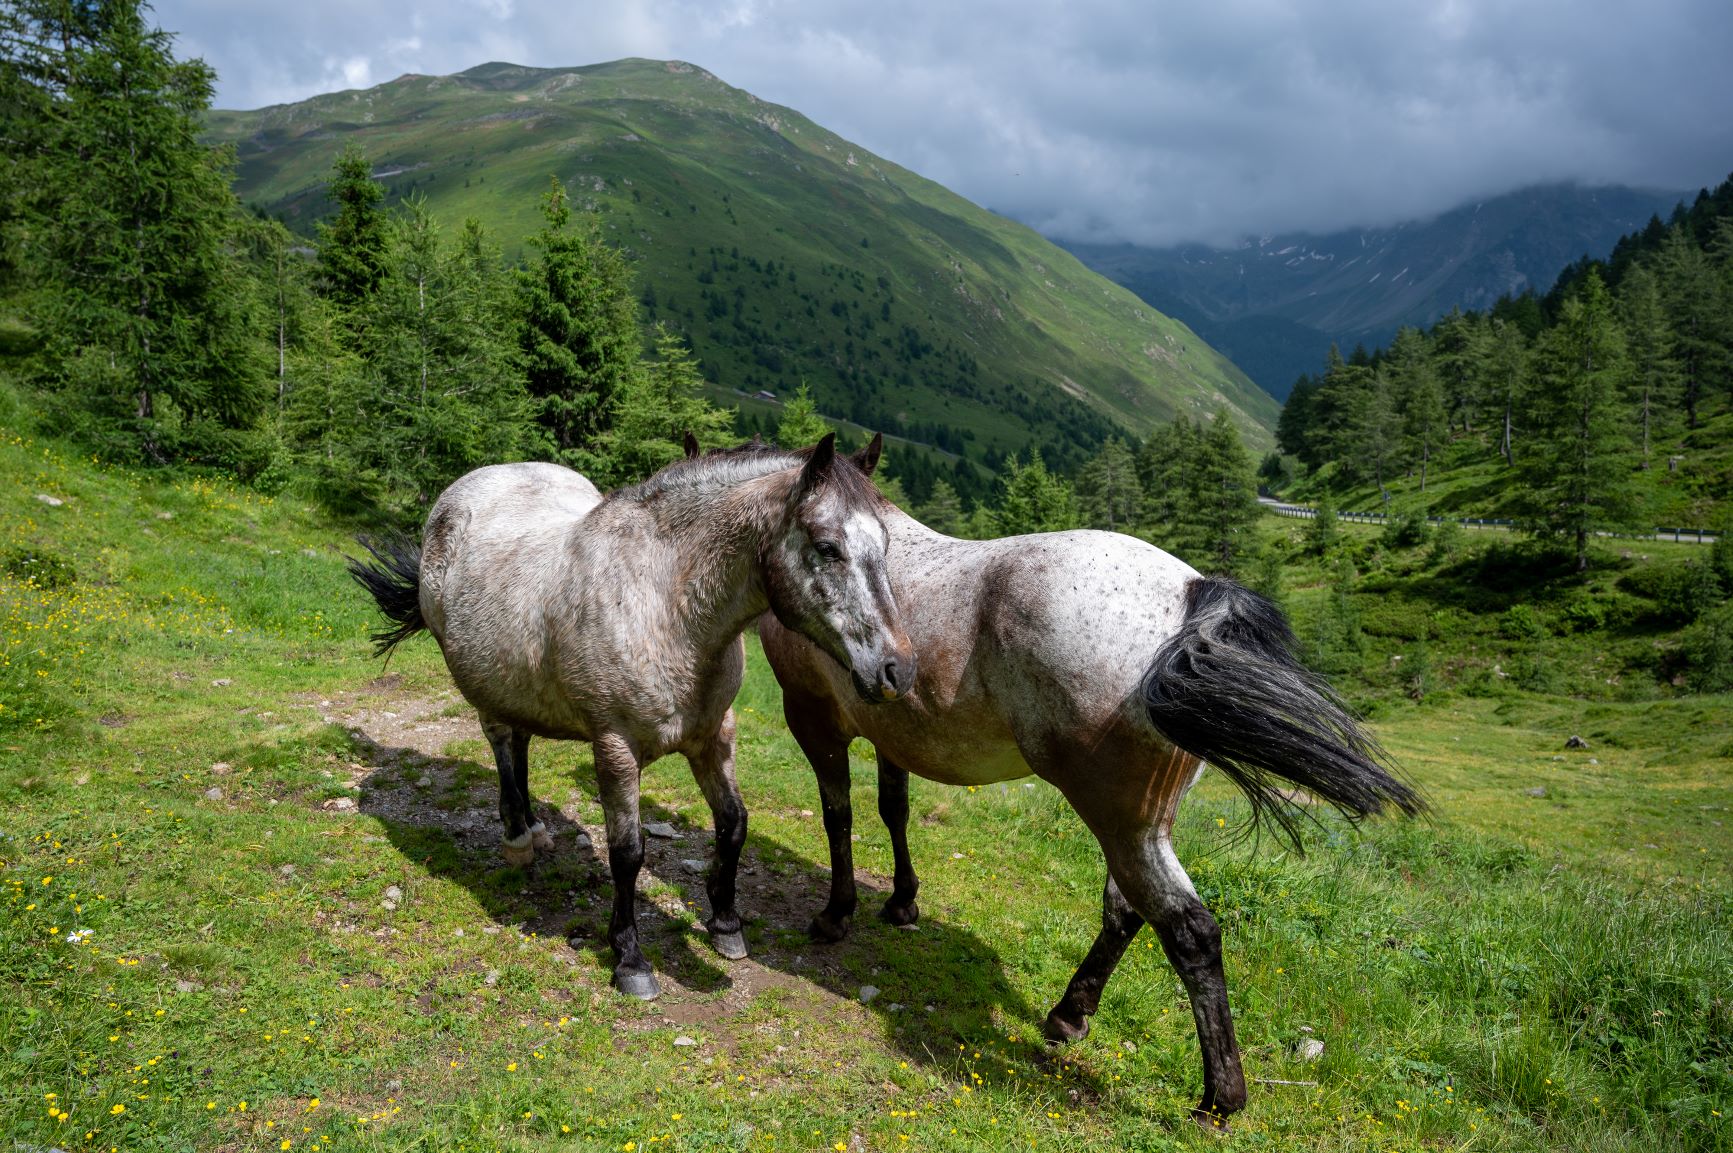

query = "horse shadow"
[343,726,1052,1073]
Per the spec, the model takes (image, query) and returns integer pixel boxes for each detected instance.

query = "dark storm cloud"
[159,0,1733,246]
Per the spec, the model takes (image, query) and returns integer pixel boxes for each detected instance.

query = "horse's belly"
[851,704,1032,787]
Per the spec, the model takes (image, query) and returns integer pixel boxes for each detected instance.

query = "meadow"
[2,426,1729,1152]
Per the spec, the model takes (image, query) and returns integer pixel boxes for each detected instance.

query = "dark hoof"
[1042,1009,1089,1045]
[1190,1107,1232,1134]
[879,898,919,927]
[710,929,748,961]
[613,969,661,1001]
[807,912,852,943]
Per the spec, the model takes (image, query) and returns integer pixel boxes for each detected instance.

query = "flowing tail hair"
[346,534,426,658]
[1143,576,1424,848]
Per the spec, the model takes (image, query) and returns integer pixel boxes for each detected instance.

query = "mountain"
[1062,183,1687,400]
[206,60,1276,494]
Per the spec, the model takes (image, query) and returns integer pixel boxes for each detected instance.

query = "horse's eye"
[813,541,843,562]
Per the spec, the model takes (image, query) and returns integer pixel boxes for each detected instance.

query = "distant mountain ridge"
[206,59,1276,497]
[1062,183,1687,399]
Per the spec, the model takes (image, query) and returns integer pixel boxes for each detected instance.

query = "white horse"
[755,476,1420,1124]
[350,434,914,999]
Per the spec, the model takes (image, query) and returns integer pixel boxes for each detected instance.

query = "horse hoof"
[1042,1011,1089,1045]
[1190,1107,1231,1134]
[613,970,661,1001]
[880,899,919,927]
[807,913,851,944]
[710,930,748,961]
[529,822,554,852]
[501,838,535,868]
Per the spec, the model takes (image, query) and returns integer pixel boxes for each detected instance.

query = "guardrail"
[1258,501,1719,545]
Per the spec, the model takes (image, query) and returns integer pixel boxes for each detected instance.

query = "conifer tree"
[775,381,831,448]
[1656,225,1718,430]
[1188,412,1261,574]
[1486,318,1528,466]
[1524,269,1637,570]
[996,450,1077,536]
[516,176,643,460]
[1616,263,1680,467]
[316,145,390,315]
[1077,436,1143,532]
[1139,416,1202,540]
[589,324,733,486]
[917,478,964,535]
[29,0,266,461]
[1431,310,1487,433]
[1389,326,1447,491]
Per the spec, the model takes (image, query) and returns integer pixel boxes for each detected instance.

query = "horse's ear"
[852,432,883,477]
[683,431,701,460]
[797,433,837,497]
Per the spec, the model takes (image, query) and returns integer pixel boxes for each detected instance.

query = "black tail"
[346,534,426,658]
[1144,576,1423,848]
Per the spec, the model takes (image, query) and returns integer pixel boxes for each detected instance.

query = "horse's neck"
[646,487,778,654]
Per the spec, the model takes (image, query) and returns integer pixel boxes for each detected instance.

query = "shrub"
[1381,511,1430,550]
[1681,604,1733,692]
[1499,604,1547,640]
[1427,518,1464,564]
[1,546,76,590]
[1557,598,1606,635]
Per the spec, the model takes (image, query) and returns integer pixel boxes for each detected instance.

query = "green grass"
[3,430,1730,1152]
[202,58,1277,491]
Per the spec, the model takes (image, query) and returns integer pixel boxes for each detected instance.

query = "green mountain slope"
[206,59,1275,488]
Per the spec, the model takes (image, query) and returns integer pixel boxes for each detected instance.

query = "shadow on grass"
[342,726,1048,1073]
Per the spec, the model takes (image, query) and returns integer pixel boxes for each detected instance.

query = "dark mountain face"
[1063,183,1687,398]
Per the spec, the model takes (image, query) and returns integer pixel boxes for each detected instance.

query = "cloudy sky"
[159,0,1733,248]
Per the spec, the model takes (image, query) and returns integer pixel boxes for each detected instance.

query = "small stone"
[858,985,880,1004]
[156,511,173,520]
[35,493,64,506]
[381,901,397,912]
[1122,1040,1137,1053]
[210,762,231,775]
[887,1002,904,1012]
[203,787,224,801]
[211,678,232,687]
[1565,735,1590,749]
[302,548,319,558]
[453,928,464,937]
[566,935,584,948]
[673,1035,698,1047]
[386,1079,403,1092]
[483,968,500,986]
[482,925,500,935]
[574,831,593,849]
[799,809,814,818]
[384,885,403,902]
[174,979,203,993]
[1298,1025,1314,1033]
[278,864,295,877]
[951,853,964,859]
[644,821,678,839]
[1588,757,1599,765]
[924,1004,935,1014]
[681,859,706,874]
[1297,1038,1325,1062]
[415,775,432,788]
[1524,786,1547,798]
[321,797,357,812]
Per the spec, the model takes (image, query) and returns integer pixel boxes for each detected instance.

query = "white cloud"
[160,0,1733,245]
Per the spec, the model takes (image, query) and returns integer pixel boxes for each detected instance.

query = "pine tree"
[316,145,390,315]
[1188,412,1261,574]
[1431,310,1487,433]
[1524,269,1637,570]
[1077,436,1143,532]
[1486,319,1528,466]
[775,382,831,448]
[1656,225,1718,430]
[917,478,964,535]
[1388,327,1447,491]
[1305,492,1339,555]
[1617,263,1680,468]
[516,176,643,461]
[1139,416,1203,542]
[995,450,1077,536]
[28,0,267,461]
[589,324,733,486]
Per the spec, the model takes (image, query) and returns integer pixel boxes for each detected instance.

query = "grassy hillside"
[3,424,1730,1151]
[205,59,1276,487]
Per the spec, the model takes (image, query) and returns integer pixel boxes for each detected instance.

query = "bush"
[1381,511,1431,550]
[1427,518,1464,564]
[1499,604,1548,640]
[1681,604,1733,692]
[1,546,77,590]
[1557,598,1606,635]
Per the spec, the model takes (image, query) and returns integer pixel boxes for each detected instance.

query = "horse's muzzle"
[856,651,916,704]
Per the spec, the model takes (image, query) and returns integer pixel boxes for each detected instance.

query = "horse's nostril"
[881,659,900,692]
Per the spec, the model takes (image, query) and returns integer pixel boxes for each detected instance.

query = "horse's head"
[764,433,916,704]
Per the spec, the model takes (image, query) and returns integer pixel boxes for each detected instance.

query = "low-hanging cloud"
[161,0,1733,247]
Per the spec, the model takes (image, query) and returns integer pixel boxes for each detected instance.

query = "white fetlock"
[501,832,535,867]
[529,821,554,851]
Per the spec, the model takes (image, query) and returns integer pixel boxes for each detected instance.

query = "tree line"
[1274,173,1733,570]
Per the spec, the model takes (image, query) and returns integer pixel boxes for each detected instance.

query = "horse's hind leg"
[876,757,919,926]
[483,720,535,867]
[686,709,749,961]
[1043,874,1144,1043]
[595,732,658,1000]
[514,729,553,853]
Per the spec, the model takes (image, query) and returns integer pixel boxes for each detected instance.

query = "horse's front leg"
[595,732,659,1000]
[1043,873,1144,1043]
[785,694,858,943]
[686,709,749,961]
[876,757,920,926]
